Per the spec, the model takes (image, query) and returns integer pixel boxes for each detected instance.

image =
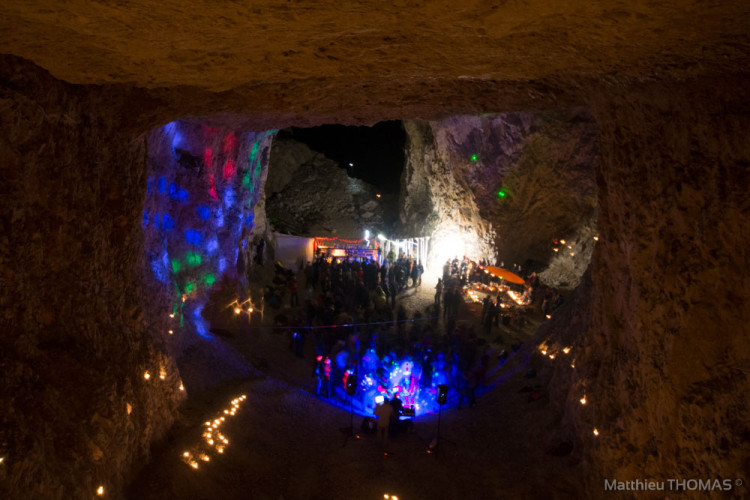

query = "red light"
[203,148,213,169]
[208,174,218,200]
[223,159,236,180]
[223,132,237,153]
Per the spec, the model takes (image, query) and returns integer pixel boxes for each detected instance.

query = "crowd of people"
[255,250,563,439]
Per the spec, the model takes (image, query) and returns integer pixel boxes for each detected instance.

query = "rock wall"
[400,120,497,272]
[0,57,181,499]
[400,113,598,281]
[143,121,275,393]
[266,136,392,238]
[547,78,750,494]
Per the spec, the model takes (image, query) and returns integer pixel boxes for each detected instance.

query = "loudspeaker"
[345,374,357,395]
[438,384,448,405]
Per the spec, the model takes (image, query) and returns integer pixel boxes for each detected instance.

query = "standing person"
[416,261,424,287]
[373,398,394,446]
[434,278,443,307]
[314,355,332,398]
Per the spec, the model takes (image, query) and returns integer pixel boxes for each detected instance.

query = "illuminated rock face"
[400,120,497,271]
[400,112,598,282]
[143,121,274,391]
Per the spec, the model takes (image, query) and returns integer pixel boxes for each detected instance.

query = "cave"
[1,2,749,499]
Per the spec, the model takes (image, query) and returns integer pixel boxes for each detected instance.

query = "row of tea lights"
[181,394,247,470]
[93,313,187,496]
[538,342,599,438]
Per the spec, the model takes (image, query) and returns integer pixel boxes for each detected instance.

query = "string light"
[96,485,104,496]
[233,307,241,315]
[179,383,185,391]
[168,330,173,335]
[593,236,599,241]
[143,371,151,380]
[549,354,555,359]
[169,313,175,319]
[580,395,587,405]
[593,428,599,436]
[563,347,571,354]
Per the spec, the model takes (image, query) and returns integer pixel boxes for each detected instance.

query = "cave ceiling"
[1,0,749,127]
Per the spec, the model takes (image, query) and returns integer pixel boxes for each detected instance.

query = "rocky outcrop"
[0,57,181,499]
[266,136,393,238]
[399,113,598,283]
[400,120,497,271]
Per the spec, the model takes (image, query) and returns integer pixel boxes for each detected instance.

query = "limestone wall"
[400,113,598,283]
[0,57,181,499]
[545,79,750,493]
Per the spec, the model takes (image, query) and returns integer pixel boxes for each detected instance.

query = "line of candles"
[182,394,247,470]
[538,343,598,437]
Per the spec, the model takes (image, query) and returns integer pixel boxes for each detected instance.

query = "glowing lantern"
[580,395,587,405]
[97,486,104,496]
[593,428,599,436]
[143,372,151,380]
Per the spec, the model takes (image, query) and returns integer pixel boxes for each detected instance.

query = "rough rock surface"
[399,113,598,283]
[143,121,274,393]
[1,1,748,124]
[0,1,749,498]
[546,81,750,492]
[266,136,392,238]
[0,57,182,499]
[400,120,497,270]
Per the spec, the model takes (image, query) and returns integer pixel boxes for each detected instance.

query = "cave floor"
[128,281,584,500]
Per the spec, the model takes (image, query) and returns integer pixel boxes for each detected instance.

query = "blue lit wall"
[143,121,276,338]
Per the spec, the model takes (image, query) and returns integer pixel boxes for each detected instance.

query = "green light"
[471,154,478,162]
[249,142,260,164]
[186,252,202,266]
[184,282,195,293]
[171,259,181,273]
[203,273,216,286]
[498,190,507,198]
[242,170,251,188]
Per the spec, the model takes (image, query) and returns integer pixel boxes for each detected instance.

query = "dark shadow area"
[279,121,406,194]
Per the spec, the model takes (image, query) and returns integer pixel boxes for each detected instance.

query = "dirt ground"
[127,276,584,500]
